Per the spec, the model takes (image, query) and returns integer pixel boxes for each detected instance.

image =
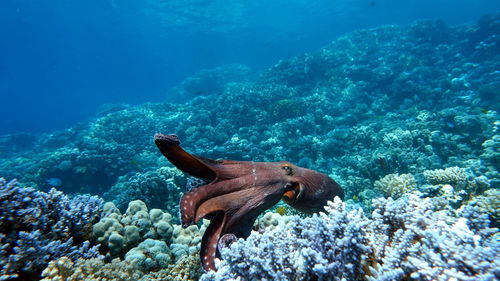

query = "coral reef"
[143,252,203,281]
[92,200,174,259]
[0,13,499,281]
[1,14,498,201]
[366,195,499,280]
[104,166,185,214]
[41,257,143,281]
[41,252,203,281]
[0,178,103,280]
[92,199,206,274]
[423,166,469,189]
[167,64,255,101]
[255,212,291,231]
[427,184,469,210]
[373,173,417,198]
[202,197,369,281]
[125,239,171,271]
[203,194,499,281]
[170,222,207,261]
[467,188,500,228]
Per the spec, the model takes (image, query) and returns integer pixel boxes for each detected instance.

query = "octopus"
[154,133,344,271]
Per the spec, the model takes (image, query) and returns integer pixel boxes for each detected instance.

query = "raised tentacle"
[154,133,217,181]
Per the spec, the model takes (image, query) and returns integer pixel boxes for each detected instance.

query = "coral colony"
[1,15,499,281]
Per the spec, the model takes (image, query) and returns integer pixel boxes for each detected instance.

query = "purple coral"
[202,197,370,281]
[0,178,104,280]
[202,195,499,281]
[366,195,500,280]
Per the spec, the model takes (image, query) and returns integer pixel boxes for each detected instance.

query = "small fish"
[457,94,473,101]
[46,177,62,187]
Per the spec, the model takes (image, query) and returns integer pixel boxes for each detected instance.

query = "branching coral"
[366,195,499,280]
[0,178,103,280]
[202,197,370,281]
[423,166,469,189]
[201,195,499,281]
[373,173,417,198]
[465,188,500,228]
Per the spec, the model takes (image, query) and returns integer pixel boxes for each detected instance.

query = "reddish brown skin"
[154,133,343,271]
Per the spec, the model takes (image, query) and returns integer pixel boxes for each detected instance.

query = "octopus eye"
[281,165,294,176]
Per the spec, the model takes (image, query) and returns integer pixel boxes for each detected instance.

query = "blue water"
[0,0,498,135]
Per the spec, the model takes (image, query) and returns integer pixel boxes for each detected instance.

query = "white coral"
[374,173,417,198]
[423,167,469,189]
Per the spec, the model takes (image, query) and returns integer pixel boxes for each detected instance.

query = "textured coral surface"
[0,14,499,281]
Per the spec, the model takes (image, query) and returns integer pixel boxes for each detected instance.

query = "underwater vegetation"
[0,14,499,280]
